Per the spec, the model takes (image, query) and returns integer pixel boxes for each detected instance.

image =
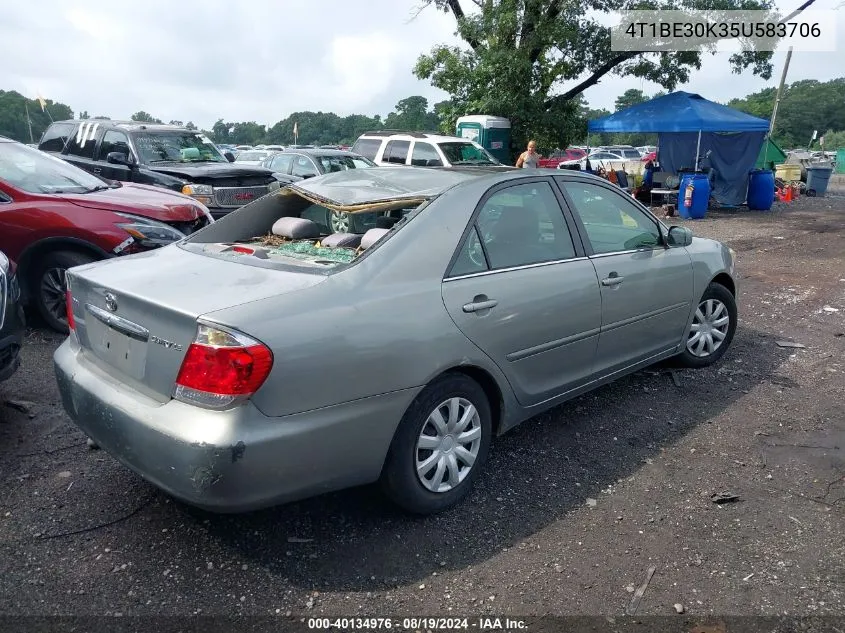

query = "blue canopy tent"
[588,91,770,205]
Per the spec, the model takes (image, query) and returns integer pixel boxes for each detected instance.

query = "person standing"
[516,140,540,168]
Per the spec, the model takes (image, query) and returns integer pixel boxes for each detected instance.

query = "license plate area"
[85,309,148,381]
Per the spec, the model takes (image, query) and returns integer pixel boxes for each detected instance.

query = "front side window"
[99,130,132,160]
[383,140,410,165]
[438,142,497,165]
[410,142,443,167]
[133,131,227,164]
[561,181,661,254]
[269,154,294,173]
[0,140,105,194]
[291,156,318,177]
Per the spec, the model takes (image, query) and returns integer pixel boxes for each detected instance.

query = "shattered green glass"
[246,240,357,264]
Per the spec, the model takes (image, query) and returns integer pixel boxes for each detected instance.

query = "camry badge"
[104,293,118,312]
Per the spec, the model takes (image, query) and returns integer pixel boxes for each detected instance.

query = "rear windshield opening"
[180,188,425,271]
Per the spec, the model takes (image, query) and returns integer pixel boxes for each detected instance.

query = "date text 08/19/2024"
[307,617,528,630]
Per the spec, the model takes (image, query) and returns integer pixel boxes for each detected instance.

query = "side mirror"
[224,151,235,162]
[106,151,132,166]
[666,225,693,247]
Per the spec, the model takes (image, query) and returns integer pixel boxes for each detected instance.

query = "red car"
[537,148,587,169]
[0,137,213,332]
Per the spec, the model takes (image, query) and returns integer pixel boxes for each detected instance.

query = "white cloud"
[0,0,840,131]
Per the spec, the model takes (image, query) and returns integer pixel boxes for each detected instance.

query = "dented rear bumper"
[53,337,415,512]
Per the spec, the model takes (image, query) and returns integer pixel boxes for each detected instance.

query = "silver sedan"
[54,167,738,514]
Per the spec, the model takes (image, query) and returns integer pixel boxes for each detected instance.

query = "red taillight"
[66,290,75,331]
[174,324,273,409]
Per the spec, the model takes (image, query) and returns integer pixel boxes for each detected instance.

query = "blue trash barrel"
[747,169,775,211]
[677,172,711,219]
[805,165,833,197]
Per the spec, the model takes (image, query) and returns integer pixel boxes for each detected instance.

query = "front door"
[97,130,135,183]
[441,179,602,407]
[556,178,694,376]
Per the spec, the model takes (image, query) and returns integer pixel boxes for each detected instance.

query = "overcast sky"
[1,0,842,130]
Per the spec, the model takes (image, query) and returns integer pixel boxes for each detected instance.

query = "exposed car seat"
[360,228,390,250]
[376,216,398,229]
[271,216,321,239]
[321,232,362,248]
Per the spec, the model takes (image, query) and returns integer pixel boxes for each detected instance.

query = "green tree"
[414,0,783,157]
[0,90,73,143]
[185,121,197,130]
[384,95,432,131]
[729,78,845,148]
[130,111,163,124]
[79,110,89,119]
[614,89,648,112]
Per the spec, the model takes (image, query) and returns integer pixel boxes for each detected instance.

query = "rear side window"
[39,122,75,152]
[383,140,410,165]
[65,121,101,159]
[351,138,381,161]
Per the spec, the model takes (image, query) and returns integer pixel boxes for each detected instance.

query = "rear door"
[556,177,694,376]
[381,140,411,166]
[441,178,601,407]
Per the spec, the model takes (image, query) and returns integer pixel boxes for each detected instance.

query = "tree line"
[1,78,843,156]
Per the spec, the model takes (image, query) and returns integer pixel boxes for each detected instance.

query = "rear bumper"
[53,338,416,512]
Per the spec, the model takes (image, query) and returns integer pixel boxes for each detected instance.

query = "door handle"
[92,167,102,175]
[463,299,498,313]
[601,273,625,287]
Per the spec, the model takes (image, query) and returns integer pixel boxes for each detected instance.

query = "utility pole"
[765,46,793,167]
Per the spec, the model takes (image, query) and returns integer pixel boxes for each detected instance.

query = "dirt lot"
[1,193,843,621]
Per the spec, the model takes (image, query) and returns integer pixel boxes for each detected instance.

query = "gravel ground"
[0,194,843,621]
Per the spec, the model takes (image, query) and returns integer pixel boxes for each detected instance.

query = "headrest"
[181,147,200,160]
[271,216,320,239]
[360,227,390,250]
[321,232,361,248]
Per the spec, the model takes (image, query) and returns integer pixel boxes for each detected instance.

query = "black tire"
[675,281,738,369]
[34,250,96,333]
[380,373,492,515]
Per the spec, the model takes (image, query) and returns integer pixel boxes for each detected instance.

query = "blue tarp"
[587,92,770,205]
[587,91,770,133]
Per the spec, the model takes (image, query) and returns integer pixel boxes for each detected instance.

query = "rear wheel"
[34,251,96,333]
[675,282,737,369]
[381,373,492,515]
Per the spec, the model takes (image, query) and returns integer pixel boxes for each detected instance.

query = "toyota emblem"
[104,293,118,312]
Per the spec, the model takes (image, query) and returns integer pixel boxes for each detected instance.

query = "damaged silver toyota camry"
[54,167,738,514]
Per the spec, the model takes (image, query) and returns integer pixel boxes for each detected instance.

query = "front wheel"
[675,282,737,368]
[381,373,492,514]
[34,251,96,333]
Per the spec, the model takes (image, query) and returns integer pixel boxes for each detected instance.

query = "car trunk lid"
[67,245,325,402]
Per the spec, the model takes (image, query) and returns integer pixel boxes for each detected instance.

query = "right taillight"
[65,289,75,331]
[173,324,273,409]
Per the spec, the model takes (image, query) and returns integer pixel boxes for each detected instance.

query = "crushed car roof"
[285,166,488,210]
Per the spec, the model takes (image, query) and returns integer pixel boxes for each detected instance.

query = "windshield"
[0,141,108,194]
[317,155,376,172]
[437,142,498,165]
[134,131,227,164]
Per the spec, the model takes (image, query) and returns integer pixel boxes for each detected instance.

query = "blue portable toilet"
[455,115,512,164]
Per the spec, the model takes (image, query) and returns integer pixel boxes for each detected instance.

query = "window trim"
[553,175,668,258]
[443,176,587,280]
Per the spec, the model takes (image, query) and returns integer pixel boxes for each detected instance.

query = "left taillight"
[173,324,273,410]
[65,289,75,331]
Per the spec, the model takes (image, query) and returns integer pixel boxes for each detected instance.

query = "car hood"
[59,183,206,221]
[147,162,273,179]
